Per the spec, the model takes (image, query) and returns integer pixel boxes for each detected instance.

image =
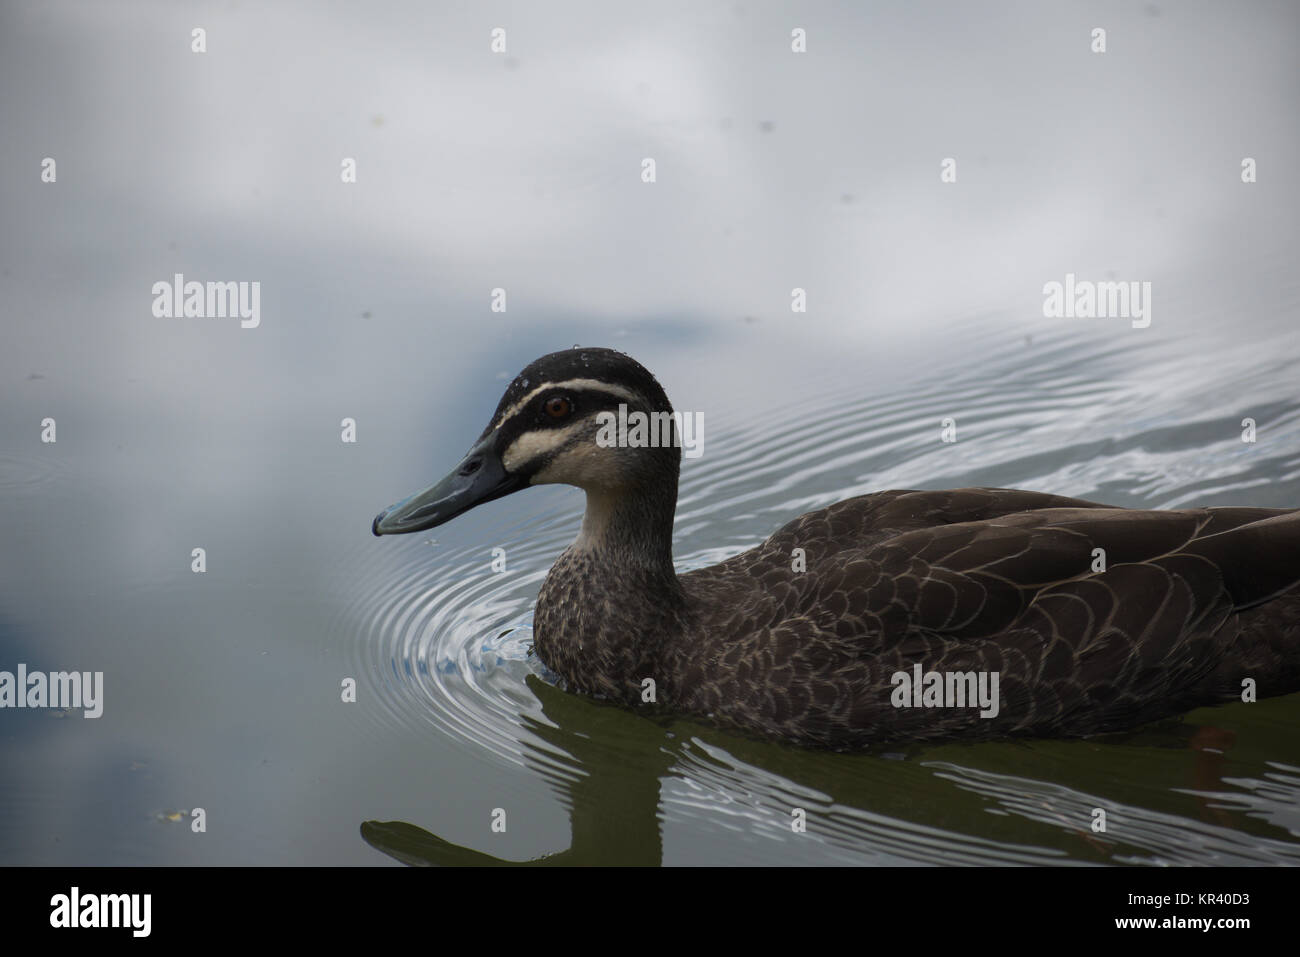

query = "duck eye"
[544,396,572,419]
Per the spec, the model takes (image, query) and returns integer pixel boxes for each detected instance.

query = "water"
[2,1,1298,865]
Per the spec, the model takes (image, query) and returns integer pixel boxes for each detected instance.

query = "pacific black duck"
[373,348,1300,748]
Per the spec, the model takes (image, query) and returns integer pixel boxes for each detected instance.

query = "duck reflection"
[362,675,673,865]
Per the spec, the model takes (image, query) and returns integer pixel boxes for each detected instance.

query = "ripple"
[930,761,1300,866]
[334,520,564,770]
[668,738,1077,866]
[0,451,69,493]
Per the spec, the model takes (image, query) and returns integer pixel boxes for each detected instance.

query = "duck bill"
[372,434,524,536]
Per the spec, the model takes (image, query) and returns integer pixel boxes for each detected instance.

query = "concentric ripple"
[335,509,570,768]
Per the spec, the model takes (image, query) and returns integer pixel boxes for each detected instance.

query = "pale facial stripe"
[501,420,591,473]
[491,378,645,431]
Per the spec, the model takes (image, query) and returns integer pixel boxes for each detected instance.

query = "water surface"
[1,0,1297,865]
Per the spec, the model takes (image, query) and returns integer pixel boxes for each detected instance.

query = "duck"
[373,347,1300,749]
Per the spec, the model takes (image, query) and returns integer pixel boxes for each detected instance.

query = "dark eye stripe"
[531,387,641,420]
[493,385,651,446]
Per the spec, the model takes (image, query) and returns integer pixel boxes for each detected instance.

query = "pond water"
[2,1,1297,865]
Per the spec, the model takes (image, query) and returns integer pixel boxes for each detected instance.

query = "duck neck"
[534,474,687,702]
[575,479,680,586]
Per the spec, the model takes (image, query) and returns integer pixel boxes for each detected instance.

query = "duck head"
[372,348,681,542]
